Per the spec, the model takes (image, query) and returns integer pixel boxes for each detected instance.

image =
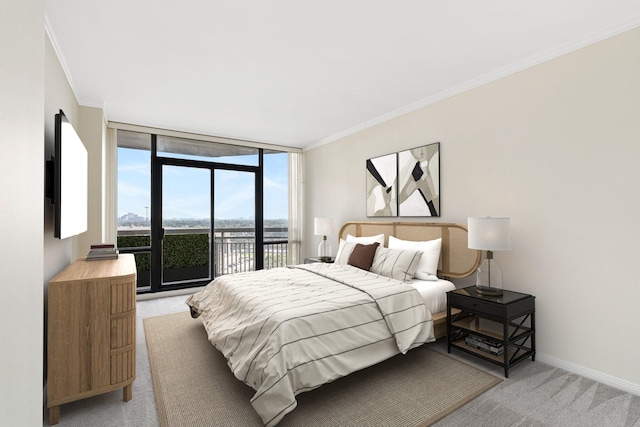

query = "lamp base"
[475,285,503,297]
[475,257,503,297]
[317,237,331,259]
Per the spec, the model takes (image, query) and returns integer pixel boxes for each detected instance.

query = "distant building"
[120,213,145,222]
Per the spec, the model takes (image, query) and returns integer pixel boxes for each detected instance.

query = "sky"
[117,148,288,221]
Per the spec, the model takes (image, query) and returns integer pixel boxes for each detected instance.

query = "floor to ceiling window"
[115,128,297,293]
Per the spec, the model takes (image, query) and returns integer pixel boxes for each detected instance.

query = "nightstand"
[447,286,535,378]
[304,257,335,263]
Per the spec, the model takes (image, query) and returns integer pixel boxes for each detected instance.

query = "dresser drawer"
[111,346,135,385]
[111,314,135,349]
[110,279,136,315]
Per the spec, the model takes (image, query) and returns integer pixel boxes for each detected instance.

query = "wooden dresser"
[47,254,137,425]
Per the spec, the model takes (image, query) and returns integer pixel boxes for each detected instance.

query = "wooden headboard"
[338,221,481,279]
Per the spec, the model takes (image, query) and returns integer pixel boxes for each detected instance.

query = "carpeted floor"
[431,360,640,427]
[144,311,502,427]
[43,295,640,427]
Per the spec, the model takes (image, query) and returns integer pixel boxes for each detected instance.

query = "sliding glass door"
[160,164,212,286]
[213,169,256,276]
[117,129,294,294]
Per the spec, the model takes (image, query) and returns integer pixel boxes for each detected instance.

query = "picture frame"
[397,142,440,217]
[366,153,397,217]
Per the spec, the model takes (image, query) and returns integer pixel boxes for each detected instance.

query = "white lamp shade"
[468,217,511,251]
[314,217,335,236]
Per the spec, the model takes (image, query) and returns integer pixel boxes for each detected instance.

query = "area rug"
[144,311,502,427]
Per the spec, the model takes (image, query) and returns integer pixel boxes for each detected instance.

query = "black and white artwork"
[398,143,440,217]
[366,153,397,217]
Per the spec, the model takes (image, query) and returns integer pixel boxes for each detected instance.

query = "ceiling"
[45,1,640,149]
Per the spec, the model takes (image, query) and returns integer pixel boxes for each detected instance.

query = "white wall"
[44,36,107,271]
[75,106,108,257]
[0,11,91,424]
[304,27,640,392]
[42,27,108,422]
[44,34,79,279]
[0,1,45,425]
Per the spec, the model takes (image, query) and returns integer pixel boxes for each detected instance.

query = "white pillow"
[346,233,385,246]
[370,247,423,282]
[334,239,359,265]
[388,236,442,280]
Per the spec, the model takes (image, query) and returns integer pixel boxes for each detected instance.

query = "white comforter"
[186,263,435,426]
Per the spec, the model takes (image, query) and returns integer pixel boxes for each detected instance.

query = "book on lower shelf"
[87,244,119,260]
[465,333,504,356]
[467,332,504,348]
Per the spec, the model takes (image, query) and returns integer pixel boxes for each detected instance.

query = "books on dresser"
[87,243,119,260]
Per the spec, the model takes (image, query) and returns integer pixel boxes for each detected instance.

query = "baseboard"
[537,352,640,396]
[136,286,204,301]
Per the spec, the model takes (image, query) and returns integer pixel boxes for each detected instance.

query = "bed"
[338,221,481,338]
[187,221,480,426]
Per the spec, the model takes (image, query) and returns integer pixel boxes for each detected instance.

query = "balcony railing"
[117,227,288,288]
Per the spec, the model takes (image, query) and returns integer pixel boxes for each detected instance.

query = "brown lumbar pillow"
[348,242,380,270]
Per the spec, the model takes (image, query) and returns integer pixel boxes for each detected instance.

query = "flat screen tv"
[46,110,88,239]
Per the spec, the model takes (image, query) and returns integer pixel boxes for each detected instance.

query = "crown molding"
[45,15,78,103]
[310,15,640,151]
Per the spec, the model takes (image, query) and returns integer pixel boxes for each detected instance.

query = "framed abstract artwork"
[398,142,440,217]
[366,153,397,217]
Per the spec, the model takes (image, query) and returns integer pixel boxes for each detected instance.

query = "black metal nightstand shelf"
[447,286,535,378]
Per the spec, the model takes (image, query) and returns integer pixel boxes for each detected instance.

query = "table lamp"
[468,217,511,296]
[314,217,335,261]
